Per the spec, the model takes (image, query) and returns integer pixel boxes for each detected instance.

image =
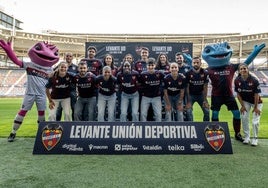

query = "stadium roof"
[0,28,268,61]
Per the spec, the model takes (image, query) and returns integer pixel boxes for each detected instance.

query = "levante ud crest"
[204,124,225,151]
[42,123,63,151]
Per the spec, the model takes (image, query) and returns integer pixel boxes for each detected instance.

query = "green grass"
[0,98,268,187]
[0,138,268,187]
[0,97,267,138]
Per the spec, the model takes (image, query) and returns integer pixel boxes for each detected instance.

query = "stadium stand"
[1,28,268,59]
[0,68,26,96]
[4,67,268,97]
[262,70,268,78]
[1,27,268,96]
[252,71,265,80]
[0,69,7,84]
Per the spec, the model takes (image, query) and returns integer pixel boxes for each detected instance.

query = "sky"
[0,0,267,35]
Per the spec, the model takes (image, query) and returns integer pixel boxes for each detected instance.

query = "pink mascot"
[0,39,59,142]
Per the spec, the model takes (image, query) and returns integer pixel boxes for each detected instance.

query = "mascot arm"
[0,40,23,67]
[244,43,266,65]
[182,53,192,67]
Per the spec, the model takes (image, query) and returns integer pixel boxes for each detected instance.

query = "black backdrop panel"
[85,42,193,66]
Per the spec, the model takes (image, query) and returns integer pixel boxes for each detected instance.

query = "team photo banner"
[85,42,193,66]
[33,121,233,155]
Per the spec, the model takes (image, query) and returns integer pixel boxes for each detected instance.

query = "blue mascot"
[184,42,265,141]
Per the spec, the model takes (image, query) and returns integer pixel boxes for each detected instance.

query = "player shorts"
[210,96,239,111]
[21,94,47,111]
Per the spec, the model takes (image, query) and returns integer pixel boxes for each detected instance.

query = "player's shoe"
[243,137,250,144]
[251,138,258,146]
[7,133,16,142]
[235,133,244,142]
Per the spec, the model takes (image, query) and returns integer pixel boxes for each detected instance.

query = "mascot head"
[202,42,233,68]
[28,42,59,67]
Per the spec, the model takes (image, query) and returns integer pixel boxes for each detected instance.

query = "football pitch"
[0,98,268,187]
[0,98,267,138]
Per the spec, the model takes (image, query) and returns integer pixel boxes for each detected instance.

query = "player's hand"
[253,107,261,116]
[165,104,172,111]
[185,102,192,109]
[240,106,247,115]
[177,104,183,111]
[202,101,210,109]
[49,101,55,109]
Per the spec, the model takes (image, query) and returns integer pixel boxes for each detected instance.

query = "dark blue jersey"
[67,64,78,75]
[134,60,147,74]
[156,64,170,75]
[178,64,191,75]
[81,58,103,76]
[46,73,73,99]
[207,64,238,97]
[186,68,209,95]
[234,74,262,104]
[117,70,139,94]
[139,70,165,98]
[96,75,117,96]
[164,73,186,96]
[67,64,78,90]
[54,63,78,90]
[73,72,97,98]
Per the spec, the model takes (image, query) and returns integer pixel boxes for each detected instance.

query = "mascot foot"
[235,133,244,142]
[7,133,16,142]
